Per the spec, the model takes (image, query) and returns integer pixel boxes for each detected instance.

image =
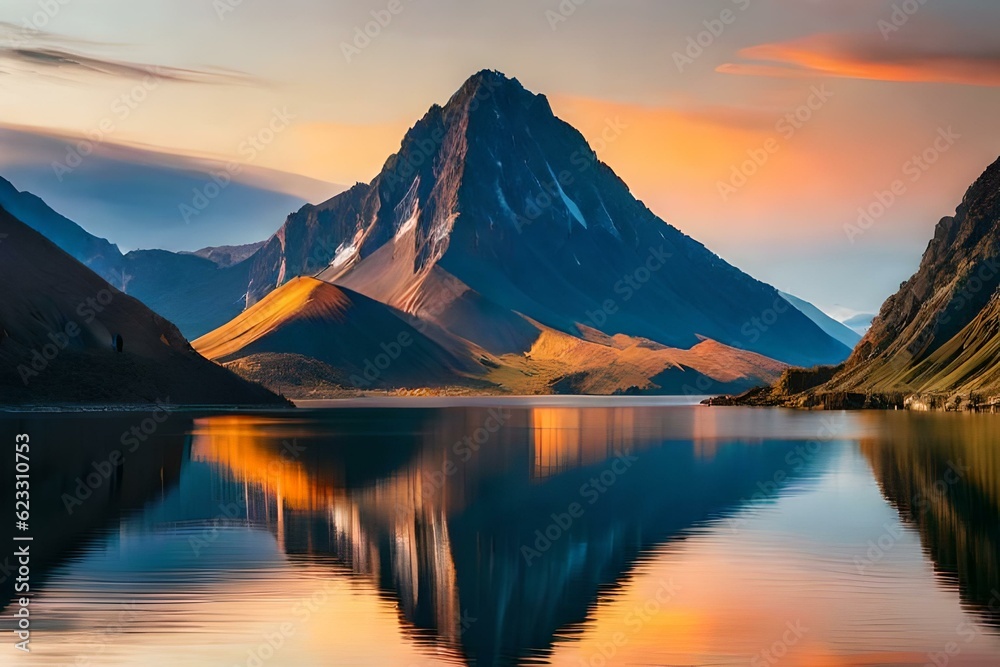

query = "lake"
[2,401,1000,666]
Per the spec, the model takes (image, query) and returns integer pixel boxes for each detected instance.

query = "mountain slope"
[827,156,1000,397]
[256,70,849,368]
[193,277,484,391]
[0,203,286,406]
[0,174,257,337]
[194,279,788,397]
[0,175,124,278]
[779,291,861,350]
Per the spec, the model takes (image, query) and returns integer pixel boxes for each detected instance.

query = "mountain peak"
[445,69,549,118]
[458,69,521,94]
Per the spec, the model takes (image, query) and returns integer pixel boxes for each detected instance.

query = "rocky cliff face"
[829,157,1000,396]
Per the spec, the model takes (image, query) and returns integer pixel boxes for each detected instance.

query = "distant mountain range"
[0,201,286,405]
[0,70,859,398]
[778,292,861,350]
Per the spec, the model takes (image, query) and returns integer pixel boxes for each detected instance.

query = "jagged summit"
[448,69,532,105]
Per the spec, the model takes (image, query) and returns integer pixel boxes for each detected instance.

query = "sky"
[1,0,999,317]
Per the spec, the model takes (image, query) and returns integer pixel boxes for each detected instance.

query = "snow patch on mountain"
[330,242,358,269]
[395,212,418,241]
[544,162,586,229]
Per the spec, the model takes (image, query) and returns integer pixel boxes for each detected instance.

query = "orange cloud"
[718,33,1000,87]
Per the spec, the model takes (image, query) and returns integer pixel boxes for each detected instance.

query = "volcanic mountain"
[230,70,849,371]
[0,202,286,406]
[823,156,1000,403]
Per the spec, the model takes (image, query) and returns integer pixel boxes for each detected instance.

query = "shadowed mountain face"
[780,291,861,350]
[0,175,124,278]
[829,157,1000,397]
[0,203,286,405]
[0,174,258,337]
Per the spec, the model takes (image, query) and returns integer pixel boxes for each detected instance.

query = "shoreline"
[703,389,1000,413]
[0,394,717,413]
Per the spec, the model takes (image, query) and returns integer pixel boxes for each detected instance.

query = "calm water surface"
[2,402,1000,666]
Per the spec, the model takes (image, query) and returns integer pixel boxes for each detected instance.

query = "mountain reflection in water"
[2,405,1000,666]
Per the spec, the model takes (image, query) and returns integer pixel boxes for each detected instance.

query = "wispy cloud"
[0,22,254,85]
[718,32,1000,87]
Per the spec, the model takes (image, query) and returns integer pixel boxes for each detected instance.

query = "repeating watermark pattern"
[341,0,415,63]
[383,72,508,197]
[845,126,960,243]
[853,459,967,574]
[513,116,628,234]
[739,295,791,345]
[884,256,1000,377]
[572,579,680,667]
[52,67,167,180]
[679,293,798,397]
[61,399,174,514]
[582,244,673,330]
[69,602,139,666]
[179,107,295,223]
[190,439,306,556]
[521,450,638,566]
[751,620,809,667]
[347,332,414,388]
[925,621,982,667]
[7,0,75,47]
[213,0,245,21]
[394,408,511,517]
[17,288,116,386]
[718,84,834,202]
[673,0,754,73]
[232,580,342,667]
[727,415,845,533]
[878,0,931,40]
[545,0,590,31]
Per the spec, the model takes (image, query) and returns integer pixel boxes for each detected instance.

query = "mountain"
[193,277,484,392]
[0,174,257,337]
[825,157,1000,400]
[183,242,266,267]
[238,70,850,370]
[4,71,851,395]
[0,202,286,406]
[779,291,861,350]
[0,175,125,278]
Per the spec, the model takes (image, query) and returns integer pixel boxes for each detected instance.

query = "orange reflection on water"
[530,408,647,478]
[190,416,339,511]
